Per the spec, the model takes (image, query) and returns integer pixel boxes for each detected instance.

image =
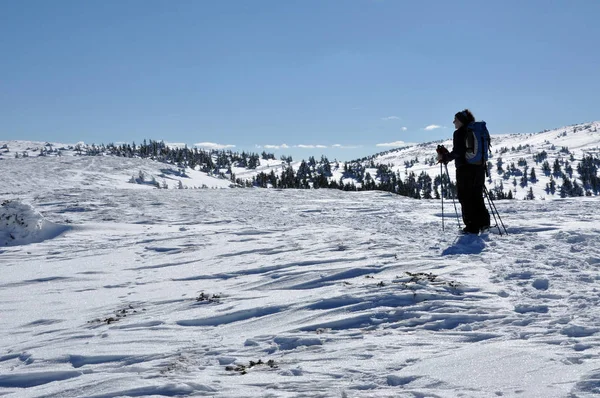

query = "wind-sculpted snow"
[0,200,70,246]
[1,156,600,397]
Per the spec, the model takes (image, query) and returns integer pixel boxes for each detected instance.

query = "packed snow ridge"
[0,200,69,246]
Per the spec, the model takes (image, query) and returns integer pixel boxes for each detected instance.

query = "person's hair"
[455,109,475,125]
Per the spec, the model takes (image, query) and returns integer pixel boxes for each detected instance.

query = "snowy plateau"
[1,122,600,398]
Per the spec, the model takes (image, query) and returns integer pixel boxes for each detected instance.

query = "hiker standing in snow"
[437,109,490,234]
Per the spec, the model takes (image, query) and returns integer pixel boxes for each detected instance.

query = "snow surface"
[1,138,600,397]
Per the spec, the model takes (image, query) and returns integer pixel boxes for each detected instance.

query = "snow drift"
[0,200,70,246]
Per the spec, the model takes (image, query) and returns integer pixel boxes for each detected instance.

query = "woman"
[438,109,490,234]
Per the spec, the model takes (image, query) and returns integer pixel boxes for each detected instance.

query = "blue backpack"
[465,121,491,165]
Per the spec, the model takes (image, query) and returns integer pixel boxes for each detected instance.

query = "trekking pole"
[440,163,445,231]
[444,163,462,229]
[483,188,502,236]
[483,186,508,235]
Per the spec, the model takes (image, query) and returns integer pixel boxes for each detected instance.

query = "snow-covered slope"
[1,180,600,396]
[0,141,235,193]
[362,121,600,200]
[1,125,600,396]
[231,121,600,200]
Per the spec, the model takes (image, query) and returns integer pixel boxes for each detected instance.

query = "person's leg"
[456,167,478,233]
[471,167,490,229]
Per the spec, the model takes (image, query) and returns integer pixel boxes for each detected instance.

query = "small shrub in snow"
[195,292,221,303]
[88,304,145,325]
[1,200,69,246]
[225,359,277,375]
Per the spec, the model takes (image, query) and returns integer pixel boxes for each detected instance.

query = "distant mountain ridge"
[1,121,599,200]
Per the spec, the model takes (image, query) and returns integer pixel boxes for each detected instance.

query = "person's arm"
[447,129,466,162]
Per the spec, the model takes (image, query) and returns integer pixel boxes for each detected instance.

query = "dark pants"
[456,165,490,231]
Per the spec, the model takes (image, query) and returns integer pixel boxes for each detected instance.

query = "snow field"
[1,184,599,397]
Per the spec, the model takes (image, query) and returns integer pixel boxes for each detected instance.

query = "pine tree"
[526,187,535,200]
[520,173,528,188]
[297,161,310,184]
[572,180,584,196]
[529,167,537,183]
[560,175,573,197]
[552,159,562,177]
[549,175,556,195]
[320,156,332,177]
[364,172,372,190]
[542,160,551,176]
[496,157,504,174]
[565,162,573,178]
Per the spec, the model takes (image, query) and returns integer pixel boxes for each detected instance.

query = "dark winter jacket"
[447,125,472,168]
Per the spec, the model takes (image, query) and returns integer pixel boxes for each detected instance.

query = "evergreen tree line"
[237,152,599,199]
[16,140,599,200]
[99,140,273,174]
[249,161,477,201]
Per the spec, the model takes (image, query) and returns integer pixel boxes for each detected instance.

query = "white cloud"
[424,124,442,131]
[381,116,400,121]
[193,142,236,150]
[332,144,363,149]
[375,141,406,148]
[376,140,414,147]
[263,144,290,150]
[401,127,408,131]
[296,144,327,149]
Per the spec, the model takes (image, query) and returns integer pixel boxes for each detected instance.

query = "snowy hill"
[1,125,600,396]
[0,141,235,193]
[2,121,599,201]
[232,121,600,200]
[362,121,600,200]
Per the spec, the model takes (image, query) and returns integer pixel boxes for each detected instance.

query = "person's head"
[453,109,475,129]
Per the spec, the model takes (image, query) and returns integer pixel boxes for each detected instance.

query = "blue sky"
[2,0,599,161]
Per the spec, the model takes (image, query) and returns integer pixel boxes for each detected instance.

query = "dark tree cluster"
[88,141,272,179]
[577,155,600,195]
[533,150,548,164]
